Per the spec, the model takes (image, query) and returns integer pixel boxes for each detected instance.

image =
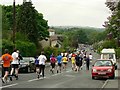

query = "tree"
[105,1,120,47]
[17,1,49,45]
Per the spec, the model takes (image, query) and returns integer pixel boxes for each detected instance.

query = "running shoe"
[57,70,59,73]
[9,76,12,81]
[2,78,5,83]
[37,74,40,79]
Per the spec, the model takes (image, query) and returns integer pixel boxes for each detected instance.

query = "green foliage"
[52,27,105,49]
[2,39,14,54]
[102,40,117,49]
[16,40,36,57]
[115,48,120,58]
[17,2,49,45]
[2,39,36,56]
[16,32,29,41]
[1,2,49,56]
[43,47,65,61]
[105,1,120,45]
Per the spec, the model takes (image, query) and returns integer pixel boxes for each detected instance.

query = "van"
[100,49,117,69]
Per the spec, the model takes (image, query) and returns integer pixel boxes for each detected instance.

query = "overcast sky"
[0,0,111,28]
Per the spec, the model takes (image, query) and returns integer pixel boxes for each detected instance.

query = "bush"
[16,40,36,57]
[2,39,36,56]
[102,40,117,49]
[43,47,65,62]
[115,48,120,59]
[2,39,14,54]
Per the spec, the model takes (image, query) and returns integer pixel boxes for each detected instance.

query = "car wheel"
[92,76,95,79]
[110,74,115,79]
[27,67,31,73]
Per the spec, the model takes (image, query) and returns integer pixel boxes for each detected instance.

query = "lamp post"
[13,0,16,48]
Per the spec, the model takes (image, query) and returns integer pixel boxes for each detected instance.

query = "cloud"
[1,0,110,28]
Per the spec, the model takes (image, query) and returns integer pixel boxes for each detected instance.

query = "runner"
[62,54,68,70]
[37,52,47,79]
[71,54,76,71]
[75,53,81,72]
[56,53,62,73]
[1,49,13,83]
[85,55,90,70]
[50,55,57,74]
[68,53,72,62]
[10,49,19,81]
[34,56,40,78]
[89,53,93,63]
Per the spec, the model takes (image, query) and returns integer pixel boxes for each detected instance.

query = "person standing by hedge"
[1,49,13,83]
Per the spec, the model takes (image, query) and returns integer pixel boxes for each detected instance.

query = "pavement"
[102,60,120,89]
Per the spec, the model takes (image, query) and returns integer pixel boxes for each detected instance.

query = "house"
[40,29,62,48]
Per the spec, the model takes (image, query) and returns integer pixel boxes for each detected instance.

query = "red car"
[92,59,115,79]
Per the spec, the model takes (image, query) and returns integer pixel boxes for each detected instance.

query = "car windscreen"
[94,60,112,67]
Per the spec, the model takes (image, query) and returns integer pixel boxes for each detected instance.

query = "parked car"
[92,59,115,79]
[19,57,35,73]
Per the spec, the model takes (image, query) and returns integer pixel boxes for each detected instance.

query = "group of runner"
[0,48,93,83]
[34,50,93,79]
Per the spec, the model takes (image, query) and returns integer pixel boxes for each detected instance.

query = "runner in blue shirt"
[56,53,62,73]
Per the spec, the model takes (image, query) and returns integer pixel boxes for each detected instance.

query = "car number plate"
[98,72,106,75]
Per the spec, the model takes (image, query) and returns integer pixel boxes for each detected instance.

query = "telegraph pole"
[13,0,16,48]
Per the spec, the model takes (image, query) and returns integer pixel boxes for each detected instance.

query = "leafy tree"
[105,1,120,47]
[17,1,49,45]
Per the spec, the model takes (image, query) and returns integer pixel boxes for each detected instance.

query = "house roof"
[48,29,55,32]
[50,35,58,41]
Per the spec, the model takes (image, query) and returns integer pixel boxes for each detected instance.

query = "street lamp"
[13,0,16,48]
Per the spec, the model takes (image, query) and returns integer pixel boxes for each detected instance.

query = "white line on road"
[100,80,108,90]
[27,78,38,82]
[1,69,73,88]
[0,83,18,89]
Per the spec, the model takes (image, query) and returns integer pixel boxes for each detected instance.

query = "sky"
[0,0,111,28]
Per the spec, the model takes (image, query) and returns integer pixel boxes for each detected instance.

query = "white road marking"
[65,75,75,77]
[1,69,75,88]
[100,80,108,90]
[0,83,18,89]
[28,78,38,82]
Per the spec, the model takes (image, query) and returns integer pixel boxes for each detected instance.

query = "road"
[0,47,119,89]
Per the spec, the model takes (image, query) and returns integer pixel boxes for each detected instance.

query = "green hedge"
[2,39,36,56]
[115,48,120,59]
[2,39,14,54]
[16,40,36,57]
[43,47,65,61]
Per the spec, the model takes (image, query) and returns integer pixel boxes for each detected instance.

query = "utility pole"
[13,0,16,48]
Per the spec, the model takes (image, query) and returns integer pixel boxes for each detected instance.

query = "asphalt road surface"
[0,47,117,89]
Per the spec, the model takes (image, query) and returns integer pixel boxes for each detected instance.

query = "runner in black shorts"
[1,49,13,83]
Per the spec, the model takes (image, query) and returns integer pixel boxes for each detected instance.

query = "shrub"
[115,48,120,59]
[102,40,117,49]
[2,39,14,54]
[2,39,36,56]
[16,40,36,57]
[43,47,65,62]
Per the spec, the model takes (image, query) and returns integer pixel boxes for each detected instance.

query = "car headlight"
[107,69,112,72]
[93,69,97,72]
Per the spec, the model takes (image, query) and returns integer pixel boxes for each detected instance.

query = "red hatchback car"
[92,59,115,79]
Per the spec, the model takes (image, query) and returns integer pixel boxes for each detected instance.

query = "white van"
[101,49,117,69]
